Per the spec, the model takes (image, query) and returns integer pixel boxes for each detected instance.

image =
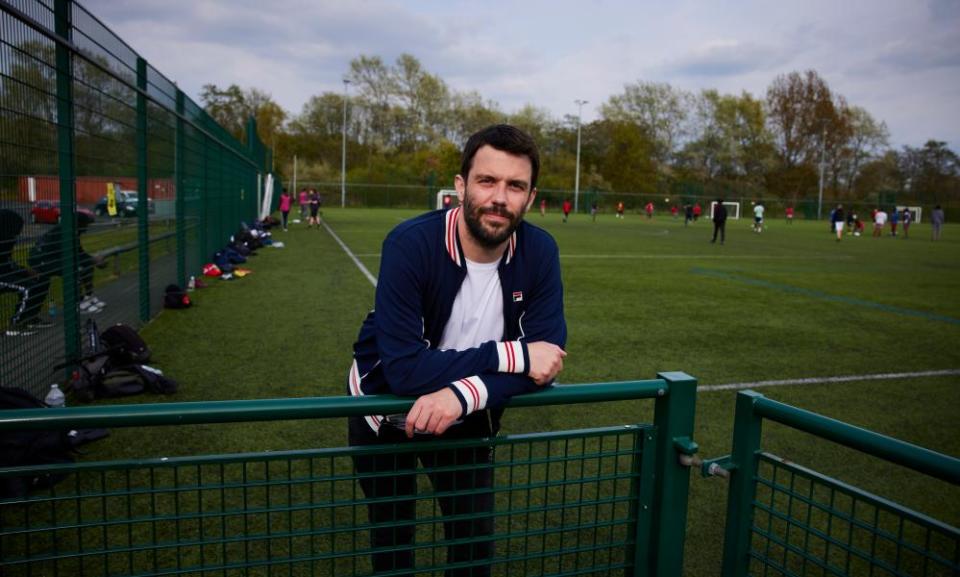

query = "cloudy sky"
[83,0,959,150]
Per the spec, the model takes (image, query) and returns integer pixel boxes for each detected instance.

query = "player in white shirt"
[753,203,765,232]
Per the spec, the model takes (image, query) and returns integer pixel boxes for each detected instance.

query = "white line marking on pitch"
[699,369,960,392]
[321,220,378,287]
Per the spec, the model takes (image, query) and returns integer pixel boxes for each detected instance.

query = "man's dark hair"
[460,124,540,190]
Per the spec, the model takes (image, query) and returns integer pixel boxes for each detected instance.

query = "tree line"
[203,56,958,206]
[2,39,955,207]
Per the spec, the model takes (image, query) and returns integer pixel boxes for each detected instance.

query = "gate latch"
[674,437,733,479]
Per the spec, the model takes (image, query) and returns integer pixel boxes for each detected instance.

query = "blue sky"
[84,0,960,149]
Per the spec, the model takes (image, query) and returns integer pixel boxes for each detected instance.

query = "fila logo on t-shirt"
[512,291,523,302]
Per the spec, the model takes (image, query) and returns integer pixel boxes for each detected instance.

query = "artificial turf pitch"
[86,207,959,575]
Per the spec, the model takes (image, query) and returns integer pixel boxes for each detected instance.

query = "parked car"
[30,200,60,224]
[93,189,154,217]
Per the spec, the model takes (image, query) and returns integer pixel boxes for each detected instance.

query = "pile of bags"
[73,321,178,401]
[202,219,279,281]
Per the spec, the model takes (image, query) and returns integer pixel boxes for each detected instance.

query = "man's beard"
[461,191,526,249]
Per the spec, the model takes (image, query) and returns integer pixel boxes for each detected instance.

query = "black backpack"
[100,324,151,365]
[73,323,178,401]
[0,387,76,498]
[164,284,191,309]
[73,319,144,402]
[75,355,147,400]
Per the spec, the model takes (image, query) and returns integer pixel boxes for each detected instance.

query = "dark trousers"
[349,415,495,576]
[712,220,726,243]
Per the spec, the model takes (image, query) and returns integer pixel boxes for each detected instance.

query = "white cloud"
[80,0,960,149]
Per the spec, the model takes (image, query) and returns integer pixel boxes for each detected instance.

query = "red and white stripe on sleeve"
[497,341,526,374]
[349,359,381,433]
[451,376,488,415]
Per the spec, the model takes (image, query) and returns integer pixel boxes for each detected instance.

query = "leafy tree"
[200,84,247,139]
[199,84,287,149]
[836,106,889,197]
[679,90,773,186]
[765,70,837,168]
[901,141,960,203]
[601,81,691,169]
[587,119,657,194]
[765,70,846,199]
[855,150,902,201]
[446,91,503,144]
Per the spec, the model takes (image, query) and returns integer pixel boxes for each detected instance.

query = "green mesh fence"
[0,427,653,576]
[0,376,698,576]
[0,0,274,398]
[747,453,959,576]
[721,391,960,577]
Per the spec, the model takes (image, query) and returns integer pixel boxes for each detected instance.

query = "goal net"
[436,189,458,210]
[896,205,922,224]
[709,201,741,220]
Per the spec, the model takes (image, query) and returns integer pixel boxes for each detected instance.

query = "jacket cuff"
[496,341,527,374]
[449,376,488,416]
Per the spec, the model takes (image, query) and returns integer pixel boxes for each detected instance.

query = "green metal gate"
[718,390,960,576]
[0,374,698,576]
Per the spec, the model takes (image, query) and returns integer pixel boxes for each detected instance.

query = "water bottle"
[187,275,196,291]
[48,298,57,320]
[45,384,65,408]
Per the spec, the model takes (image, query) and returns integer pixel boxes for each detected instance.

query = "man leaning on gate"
[346,124,568,576]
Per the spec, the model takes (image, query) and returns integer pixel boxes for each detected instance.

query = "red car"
[30,200,60,224]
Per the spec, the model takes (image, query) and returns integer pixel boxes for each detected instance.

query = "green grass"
[66,209,960,574]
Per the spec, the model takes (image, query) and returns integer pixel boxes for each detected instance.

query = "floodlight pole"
[574,99,587,214]
[341,78,351,209]
[817,125,826,220]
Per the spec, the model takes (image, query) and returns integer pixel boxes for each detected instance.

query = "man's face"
[456,145,536,249]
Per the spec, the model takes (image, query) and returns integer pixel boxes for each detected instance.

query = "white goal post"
[436,189,458,210]
[896,205,922,224]
[709,201,741,220]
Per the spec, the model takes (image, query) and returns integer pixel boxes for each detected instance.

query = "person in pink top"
[278,188,292,231]
[298,188,309,223]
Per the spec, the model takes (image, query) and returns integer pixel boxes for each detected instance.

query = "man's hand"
[405,388,463,438]
[526,341,566,385]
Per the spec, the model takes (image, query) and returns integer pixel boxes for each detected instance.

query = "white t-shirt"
[875,211,888,225]
[754,205,764,219]
[438,258,503,352]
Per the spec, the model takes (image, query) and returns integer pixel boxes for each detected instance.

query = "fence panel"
[0,376,697,576]
[721,390,960,577]
[0,0,273,398]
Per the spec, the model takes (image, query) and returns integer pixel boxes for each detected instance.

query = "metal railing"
[719,390,960,576]
[0,0,277,397]
[0,373,698,576]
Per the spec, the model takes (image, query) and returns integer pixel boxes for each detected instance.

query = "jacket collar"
[444,207,517,268]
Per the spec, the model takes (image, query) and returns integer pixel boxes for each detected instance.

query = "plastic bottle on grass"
[45,384,65,408]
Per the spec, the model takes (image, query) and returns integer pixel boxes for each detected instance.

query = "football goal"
[436,189,458,210]
[709,201,741,220]
[896,205,922,224]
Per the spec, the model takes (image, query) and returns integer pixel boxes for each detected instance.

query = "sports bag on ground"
[100,324,151,365]
[164,284,192,309]
[0,387,108,497]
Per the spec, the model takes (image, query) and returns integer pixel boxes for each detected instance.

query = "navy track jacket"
[348,207,567,433]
